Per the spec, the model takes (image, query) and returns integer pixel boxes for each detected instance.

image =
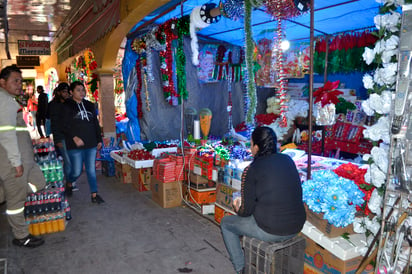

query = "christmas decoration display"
[190,3,220,66]
[313,80,343,125]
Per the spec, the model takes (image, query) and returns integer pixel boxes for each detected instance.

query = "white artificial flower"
[353,217,367,233]
[370,163,386,187]
[374,12,401,32]
[361,99,375,116]
[368,188,383,216]
[368,93,383,113]
[384,35,399,50]
[363,154,371,162]
[381,49,397,64]
[373,40,385,55]
[365,216,381,236]
[363,116,390,143]
[376,62,397,86]
[373,68,385,86]
[363,74,374,90]
[364,166,371,184]
[362,47,375,65]
[380,90,392,114]
[371,145,389,172]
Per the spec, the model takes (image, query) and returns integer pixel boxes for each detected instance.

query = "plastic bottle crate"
[242,235,306,274]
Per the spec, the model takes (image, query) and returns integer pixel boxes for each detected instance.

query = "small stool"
[242,235,306,274]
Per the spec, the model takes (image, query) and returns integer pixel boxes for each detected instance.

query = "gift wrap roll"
[194,120,200,140]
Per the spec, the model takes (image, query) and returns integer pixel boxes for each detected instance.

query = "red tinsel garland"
[157,20,178,105]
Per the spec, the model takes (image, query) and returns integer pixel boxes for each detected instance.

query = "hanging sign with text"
[17,40,51,55]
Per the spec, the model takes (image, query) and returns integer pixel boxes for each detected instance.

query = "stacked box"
[131,167,152,192]
[214,203,234,224]
[115,161,132,184]
[189,172,216,189]
[303,236,367,273]
[182,183,216,205]
[150,177,182,208]
[102,161,116,177]
[305,204,354,238]
[242,235,306,274]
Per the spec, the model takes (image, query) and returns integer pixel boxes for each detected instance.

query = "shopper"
[63,81,104,204]
[220,126,306,273]
[48,82,78,190]
[0,65,46,248]
[36,85,48,138]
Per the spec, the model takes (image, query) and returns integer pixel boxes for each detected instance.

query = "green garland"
[176,16,190,103]
[244,0,257,124]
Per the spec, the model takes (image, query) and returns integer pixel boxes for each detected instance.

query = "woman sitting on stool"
[220,126,306,274]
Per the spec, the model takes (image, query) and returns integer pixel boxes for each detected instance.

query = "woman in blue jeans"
[220,127,306,273]
[63,81,104,204]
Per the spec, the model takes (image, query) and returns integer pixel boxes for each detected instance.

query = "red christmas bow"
[313,80,343,107]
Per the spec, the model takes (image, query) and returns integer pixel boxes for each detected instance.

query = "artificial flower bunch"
[333,163,374,216]
[302,169,365,228]
[313,80,344,107]
[356,0,402,242]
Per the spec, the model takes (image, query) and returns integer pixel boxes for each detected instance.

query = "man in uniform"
[0,65,46,248]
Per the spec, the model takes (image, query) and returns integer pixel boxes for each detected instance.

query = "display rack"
[375,5,412,273]
[25,138,70,235]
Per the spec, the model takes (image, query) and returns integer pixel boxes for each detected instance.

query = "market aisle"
[0,173,235,274]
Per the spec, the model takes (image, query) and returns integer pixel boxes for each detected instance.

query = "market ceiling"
[129,0,382,46]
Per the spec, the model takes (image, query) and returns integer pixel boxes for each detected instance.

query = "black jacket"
[237,153,306,235]
[36,92,48,118]
[47,98,65,141]
[63,98,102,150]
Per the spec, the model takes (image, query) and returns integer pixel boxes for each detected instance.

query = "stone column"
[97,73,116,138]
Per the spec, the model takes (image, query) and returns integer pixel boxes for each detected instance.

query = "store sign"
[16,56,40,67]
[17,40,51,55]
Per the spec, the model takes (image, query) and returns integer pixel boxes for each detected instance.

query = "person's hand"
[56,142,63,148]
[97,142,102,150]
[15,165,23,177]
[73,136,84,147]
[233,197,241,212]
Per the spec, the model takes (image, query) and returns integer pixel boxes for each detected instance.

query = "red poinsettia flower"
[313,80,344,107]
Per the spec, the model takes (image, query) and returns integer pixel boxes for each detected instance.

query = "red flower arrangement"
[313,80,343,107]
[255,113,279,126]
[333,162,374,216]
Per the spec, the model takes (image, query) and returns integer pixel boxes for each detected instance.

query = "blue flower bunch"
[302,169,365,227]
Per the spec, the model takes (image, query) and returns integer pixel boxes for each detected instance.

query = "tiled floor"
[0,173,235,274]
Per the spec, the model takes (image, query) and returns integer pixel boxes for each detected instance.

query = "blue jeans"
[56,139,72,181]
[220,215,296,272]
[67,147,98,194]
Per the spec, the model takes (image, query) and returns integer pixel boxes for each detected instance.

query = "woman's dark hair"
[252,126,278,158]
[0,65,21,80]
[69,81,84,92]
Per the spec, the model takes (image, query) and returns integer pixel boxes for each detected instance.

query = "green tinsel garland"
[244,0,257,124]
[176,16,190,103]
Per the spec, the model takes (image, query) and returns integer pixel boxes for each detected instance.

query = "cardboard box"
[189,172,216,189]
[131,167,152,192]
[214,203,235,224]
[305,205,354,238]
[115,161,132,184]
[182,184,216,205]
[215,183,240,211]
[303,236,367,274]
[150,177,182,208]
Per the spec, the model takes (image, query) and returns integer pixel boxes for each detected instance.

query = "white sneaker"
[72,181,79,192]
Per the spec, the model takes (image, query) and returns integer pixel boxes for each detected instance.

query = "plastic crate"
[242,235,306,274]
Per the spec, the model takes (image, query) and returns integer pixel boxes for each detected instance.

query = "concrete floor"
[0,173,235,274]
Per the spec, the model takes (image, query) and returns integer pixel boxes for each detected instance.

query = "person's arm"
[236,165,257,217]
[0,95,22,168]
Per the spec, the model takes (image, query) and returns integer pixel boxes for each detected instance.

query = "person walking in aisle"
[47,82,78,191]
[0,65,46,248]
[36,85,48,138]
[63,81,104,204]
[220,126,306,273]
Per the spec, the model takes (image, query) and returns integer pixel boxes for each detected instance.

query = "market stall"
[101,0,412,273]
